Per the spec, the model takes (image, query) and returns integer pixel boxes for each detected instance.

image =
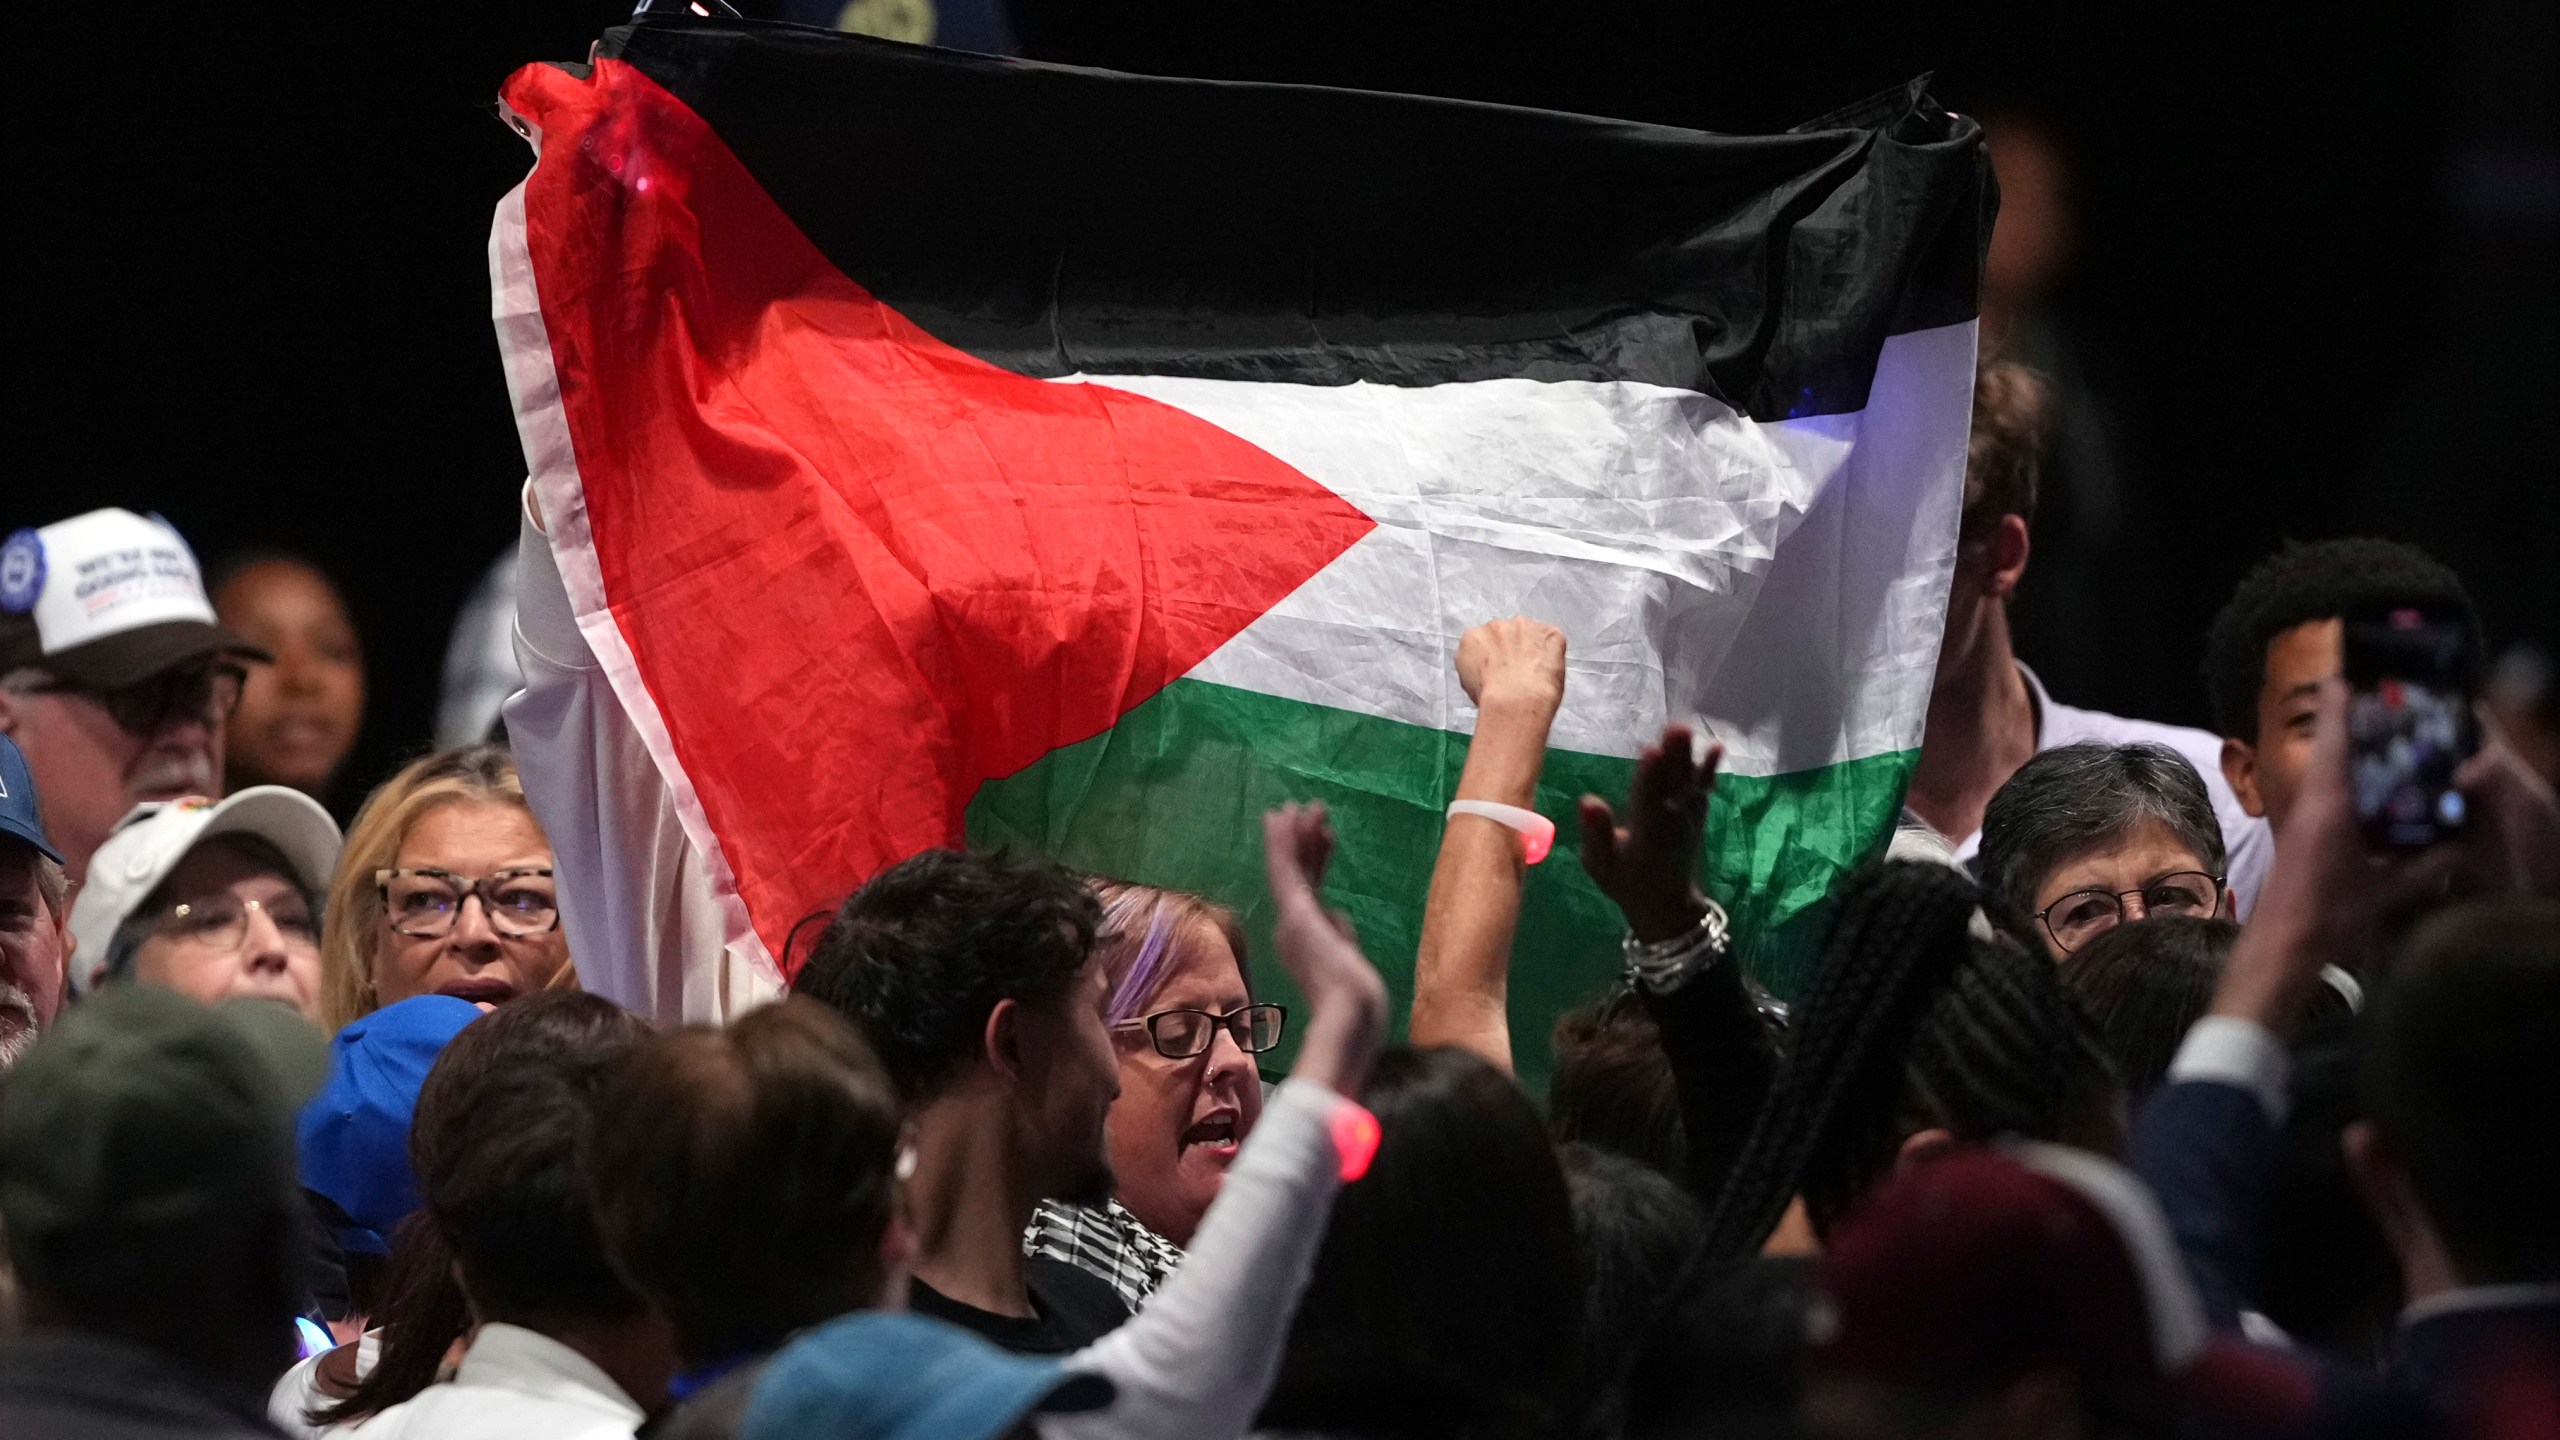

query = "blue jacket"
[2131,1077,2558,1437]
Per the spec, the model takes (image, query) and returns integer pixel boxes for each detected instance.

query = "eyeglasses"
[2035,871,2224,954]
[157,892,320,953]
[376,867,560,939]
[1114,1003,1287,1060]
[35,661,245,736]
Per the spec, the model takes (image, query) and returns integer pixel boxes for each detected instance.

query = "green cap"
[0,987,327,1299]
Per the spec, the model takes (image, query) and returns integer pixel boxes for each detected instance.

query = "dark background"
[10,1,2553,802]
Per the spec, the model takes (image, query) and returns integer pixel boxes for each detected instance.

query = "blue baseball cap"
[743,1311,1114,1440]
[296,994,483,1255]
[0,732,60,863]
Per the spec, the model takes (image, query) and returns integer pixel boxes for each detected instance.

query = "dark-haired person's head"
[1258,1047,1579,1440]
[411,989,651,1318]
[793,849,1117,1213]
[1548,992,1687,1180]
[324,990,666,1422]
[2205,538,2479,834]
[586,997,906,1375]
[2060,917,2235,1102]
[0,988,323,1427]
[1900,931,2126,1171]
[1979,743,2229,961]
[1621,1255,1819,1440]
[210,553,366,801]
[2346,898,2559,1297]
[1560,1142,1704,1437]
[1706,862,2124,1256]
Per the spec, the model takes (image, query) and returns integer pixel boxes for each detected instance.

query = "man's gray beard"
[0,984,39,1070]
[130,748,217,799]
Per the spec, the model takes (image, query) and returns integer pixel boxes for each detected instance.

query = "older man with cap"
[1,733,73,1069]
[0,509,270,887]
[0,985,330,1438]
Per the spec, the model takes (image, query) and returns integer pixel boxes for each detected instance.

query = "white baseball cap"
[67,787,343,997]
[0,508,269,688]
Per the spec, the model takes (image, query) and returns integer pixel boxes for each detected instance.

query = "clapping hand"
[1263,802,1390,1097]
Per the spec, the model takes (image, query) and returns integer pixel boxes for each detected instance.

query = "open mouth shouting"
[1181,1109,1241,1163]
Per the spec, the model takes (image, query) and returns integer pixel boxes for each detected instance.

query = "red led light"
[1329,1103,1382,1182]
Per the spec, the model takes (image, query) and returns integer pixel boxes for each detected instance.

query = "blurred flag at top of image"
[490,15,1988,1079]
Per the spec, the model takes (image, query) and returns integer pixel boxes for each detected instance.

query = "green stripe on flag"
[966,678,1912,1089]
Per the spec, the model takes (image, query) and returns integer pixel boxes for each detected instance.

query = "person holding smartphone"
[2206,538,2483,858]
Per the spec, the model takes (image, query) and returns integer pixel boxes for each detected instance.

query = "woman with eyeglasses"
[66,787,343,1022]
[319,744,575,1029]
[1976,741,2234,962]
[1024,880,1283,1311]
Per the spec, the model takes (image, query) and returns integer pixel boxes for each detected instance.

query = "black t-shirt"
[909,1257,1132,1356]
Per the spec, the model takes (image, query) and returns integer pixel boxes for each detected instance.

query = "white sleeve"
[266,1352,332,1438]
[2167,1014,2291,1127]
[501,486,784,1027]
[1040,1079,1352,1440]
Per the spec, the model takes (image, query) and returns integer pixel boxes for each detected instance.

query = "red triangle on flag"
[504,58,1375,970]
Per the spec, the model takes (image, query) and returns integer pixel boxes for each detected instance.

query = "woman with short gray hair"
[1976,742,2230,959]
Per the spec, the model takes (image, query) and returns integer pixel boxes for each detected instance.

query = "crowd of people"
[0,354,2553,1440]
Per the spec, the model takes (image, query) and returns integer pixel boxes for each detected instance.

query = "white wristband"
[1446,799,1554,864]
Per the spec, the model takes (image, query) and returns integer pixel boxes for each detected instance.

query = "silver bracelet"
[1621,898,1730,985]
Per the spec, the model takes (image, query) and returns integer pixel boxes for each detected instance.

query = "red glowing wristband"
[1446,799,1554,864]
[1327,1100,1383,1182]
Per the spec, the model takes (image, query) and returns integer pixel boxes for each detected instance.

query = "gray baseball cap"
[0,986,326,1299]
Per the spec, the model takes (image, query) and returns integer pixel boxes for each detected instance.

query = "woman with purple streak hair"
[1021,880,1280,1311]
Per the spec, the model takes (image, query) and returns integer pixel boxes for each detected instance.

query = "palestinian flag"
[493,19,1987,1078]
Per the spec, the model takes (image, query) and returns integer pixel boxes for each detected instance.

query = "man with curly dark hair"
[2203,538,2480,845]
[791,847,1133,1354]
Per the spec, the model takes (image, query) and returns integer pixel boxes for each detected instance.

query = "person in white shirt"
[433,549,521,749]
[1904,363,2268,915]
[501,484,779,1028]
[331,991,666,1440]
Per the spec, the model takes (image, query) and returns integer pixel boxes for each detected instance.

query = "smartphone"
[2343,600,2479,850]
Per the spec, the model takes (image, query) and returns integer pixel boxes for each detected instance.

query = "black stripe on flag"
[596,19,1989,422]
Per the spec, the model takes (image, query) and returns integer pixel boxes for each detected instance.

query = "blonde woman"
[320,744,575,1029]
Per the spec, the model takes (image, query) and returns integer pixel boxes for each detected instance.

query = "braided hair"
[1903,931,2122,1164]
[1700,861,2119,1258]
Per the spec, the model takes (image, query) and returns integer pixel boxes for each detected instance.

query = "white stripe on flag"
[1061,321,1974,775]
